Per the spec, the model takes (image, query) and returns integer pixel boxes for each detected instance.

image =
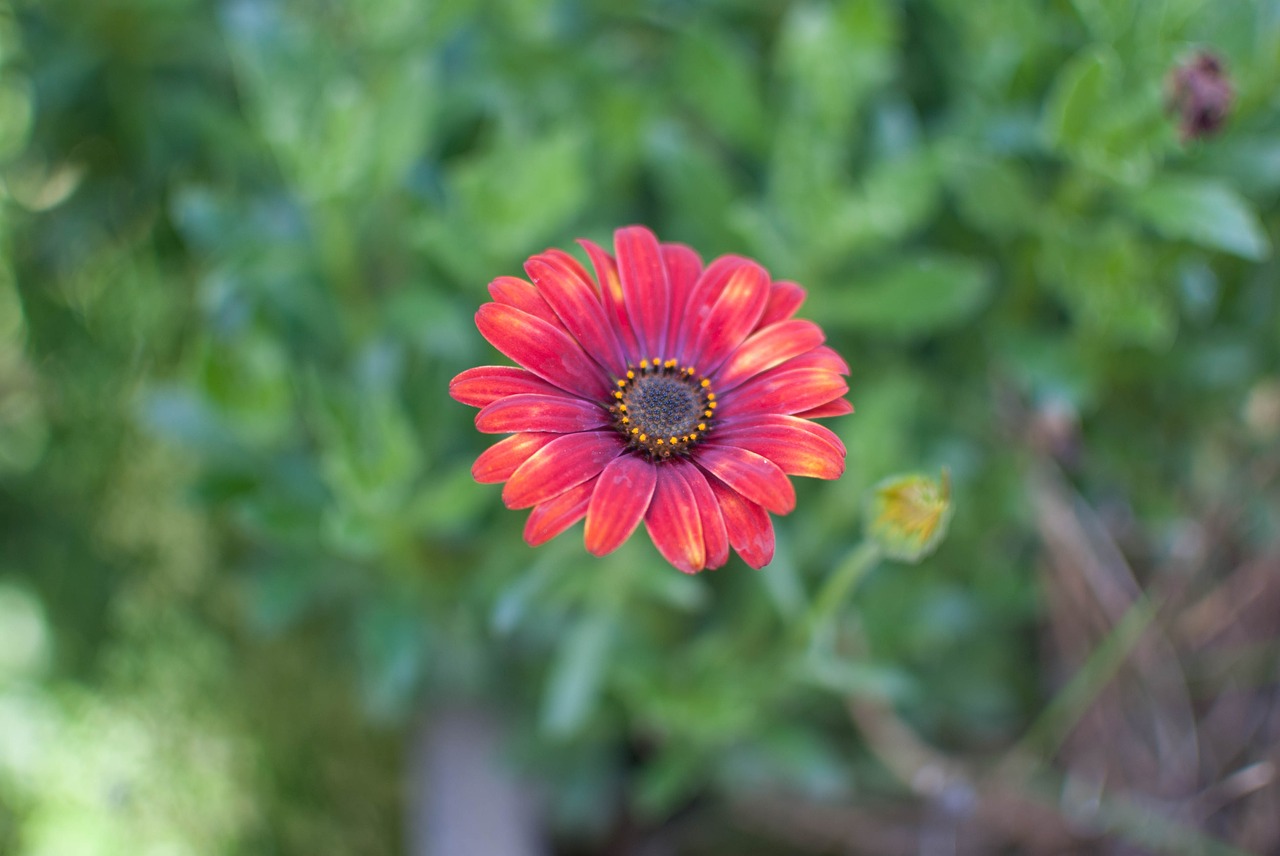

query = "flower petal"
[449,366,569,407]
[712,319,825,393]
[584,453,657,556]
[615,226,671,357]
[713,413,846,455]
[694,445,795,515]
[662,243,702,344]
[475,394,610,434]
[472,433,559,483]
[707,429,844,480]
[580,237,640,360]
[488,276,566,331]
[707,476,775,568]
[687,260,770,374]
[503,431,623,509]
[796,398,855,419]
[715,368,848,420]
[526,252,627,378]
[672,255,752,364]
[525,477,595,546]
[757,280,807,329]
[644,464,705,573]
[784,345,850,375]
[674,462,729,570]
[476,302,611,400]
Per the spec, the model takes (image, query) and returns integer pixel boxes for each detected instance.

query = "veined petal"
[503,431,623,509]
[475,394,610,434]
[525,478,595,546]
[714,413,845,455]
[541,248,598,296]
[674,462,729,570]
[526,252,626,377]
[715,368,848,420]
[687,260,770,374]
[757,281,807,329]
[488,276,565,331]
[584,454,657,556]
[796,398,855,419]
[579,237,640,359]
[673,255,752,363]
[712,319,825,393]
[707,476,775,569]
[707,431,844,480]
[784,345,850,375]
[616,226,670,357]
[476,302,611,400]
[695,445,795,515]
[644,465,705,573]
[449,366,569,407]
[472,433,559,483]
[662,243,702,343]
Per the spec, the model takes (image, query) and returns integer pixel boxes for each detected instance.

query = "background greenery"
[2,0,1278,853]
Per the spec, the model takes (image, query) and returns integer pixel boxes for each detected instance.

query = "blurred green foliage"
[1,0,1278,852]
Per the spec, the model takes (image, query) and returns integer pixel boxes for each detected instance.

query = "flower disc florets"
[611,358,716,459]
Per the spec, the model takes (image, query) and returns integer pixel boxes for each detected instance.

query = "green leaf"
[819,254,993,337]
[1128,177,1271,261]
[1043,47,1119,152]
[540,607,615,737]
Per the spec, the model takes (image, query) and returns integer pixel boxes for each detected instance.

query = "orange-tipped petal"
[449,366,569,407]
[757,280,807,329]
[714,367,848,420]
[707,476,774,568]
[675,462,729,570]
[525,478,595,546]
[712,319,825,393]
[579,237,639,360]
[687,260,770,375]
[672,255,751,363]
[662,243,702,342]
[713,413,846,455]
[644,465,705,573]
[476,303,611,400]
[615,226,671,357]
[584,454,657,556]
[475,394,610,434]
[707,435,843,480]
[526,252,627,377]
[503,431,623,510]
[695,445,795,515]
[488,276,566,331]
[796,398,855,419]
[472,433,559,483]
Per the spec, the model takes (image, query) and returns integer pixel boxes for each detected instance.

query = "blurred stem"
[801,540,881,642]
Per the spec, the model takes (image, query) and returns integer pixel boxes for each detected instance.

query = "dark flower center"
[610,358,716,459]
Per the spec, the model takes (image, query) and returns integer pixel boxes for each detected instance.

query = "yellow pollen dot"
[618,404,626,411]
[700,379,710,388]
[704,410,713,418]
[706,392,716,400]
[627,370,635,379]
[690,432,698,440]
[617,379,626,387]
[670,436,678,444]
[708,401,717,409]
[665,359,676,368]
[614,391,623,399]
[621,416,629,423]
[639,433,647,442]
[687,367,696,374]
[640,359,648,368]
[656,438,664,445]
[698,422,706,431]
[631,427,639,435]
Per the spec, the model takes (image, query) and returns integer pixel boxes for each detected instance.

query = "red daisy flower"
[449,226,851,573]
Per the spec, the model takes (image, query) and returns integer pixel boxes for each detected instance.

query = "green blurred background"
[2,0,1279,853]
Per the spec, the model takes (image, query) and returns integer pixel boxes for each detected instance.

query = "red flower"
[449,226,850,573]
